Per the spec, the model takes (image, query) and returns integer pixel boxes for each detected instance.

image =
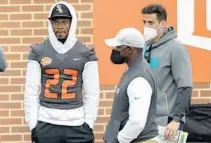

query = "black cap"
[49,4,72,19]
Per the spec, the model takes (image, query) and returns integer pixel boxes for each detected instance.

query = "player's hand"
[164,120,180,140]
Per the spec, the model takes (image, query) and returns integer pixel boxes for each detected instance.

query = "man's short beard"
[58,37,67,44]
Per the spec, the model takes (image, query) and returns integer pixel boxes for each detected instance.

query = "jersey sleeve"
[88,48,98,62]
[28,44,43,61]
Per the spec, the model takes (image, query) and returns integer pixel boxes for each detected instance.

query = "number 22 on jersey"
[44,69,78,100]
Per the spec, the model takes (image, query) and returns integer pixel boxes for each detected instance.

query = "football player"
[24,1,100,143]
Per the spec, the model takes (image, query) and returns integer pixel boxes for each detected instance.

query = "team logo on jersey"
[41,57,52,66]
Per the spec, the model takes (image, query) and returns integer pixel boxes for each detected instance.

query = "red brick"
[11,94,24,101]
[95,141,103,143]
[0,38,20,44]
[1,134,22,141]
[45,21,48,27]
[99,101,113,107]
[0,0,8,4]
[2,46,9,52]
[22,37,45,44]
[96,116,110,124]
[78,20,91,27]
[192,90,199,97]
[11,0,31,4]
[81,28,93,34]
[94,124,104,132]
[22,53,28,60]
[0,30,9,36]
[200,90,211,97]
[11,29,33,36]
[0,94,9,101]
[194,83,210,89]
[22,5,44,12]
[10,61,27,68]
[11,78,25,84]
[0,86,21,92]
[105,108,112,115]
[81,12,93,18]
[34,29,48,36]
[45,4,52,11]
[77,36,91,43]
[11,109,24,116]
[100,93,104,99]
[1,70,21,76]
[98,108,104,115]
[76,13,79,18]
[81,0,93,2]
[0,22,21,28]
[24,134,31,141]
[33,0,54,3]
[22,69,27,76]
[95,133,103,140]
[76,28,79,34]
[65,0,79,3]
[0,102,21,109]
[0,111,9,117]
[0,127,9,133]
[0,78,9,85]
[10,14,32,20]
[74,4,91,11]
[24,118,29,124]
[0,118,22,125]
[22,21,44,28]
[12,126,30,133]
[5,54,21,60]
[0,14,8,20]
[34,13,48,20]
[10,46,30,53]
[105,92,115,99]
[100,85,116,91]
[0,6,20,12]
[6,63,9,68]
[191,98,211,104]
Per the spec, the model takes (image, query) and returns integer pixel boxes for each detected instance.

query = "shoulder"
[170,38,188,53]
[76,40,93,52]
[127,77,152,99]
[30,39,47,53]
[76,40,98,61]
[28,39,46,60]
[128,77,152,92]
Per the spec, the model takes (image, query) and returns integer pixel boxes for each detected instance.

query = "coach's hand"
[164,120,180,140]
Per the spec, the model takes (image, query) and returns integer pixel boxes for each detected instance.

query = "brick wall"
[0,0,210,143]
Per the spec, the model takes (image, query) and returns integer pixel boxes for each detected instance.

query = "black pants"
[31,121,94,143]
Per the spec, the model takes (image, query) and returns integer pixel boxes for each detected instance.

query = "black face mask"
[110,49,127,64]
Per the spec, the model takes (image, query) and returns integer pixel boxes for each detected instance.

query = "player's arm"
[117,77,152,143]
[24,47,41,131]
[171,43,193,122]
[82,48,100,129]
[0,45,6,72]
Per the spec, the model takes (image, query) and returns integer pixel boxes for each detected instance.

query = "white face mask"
[143,27,158,42]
